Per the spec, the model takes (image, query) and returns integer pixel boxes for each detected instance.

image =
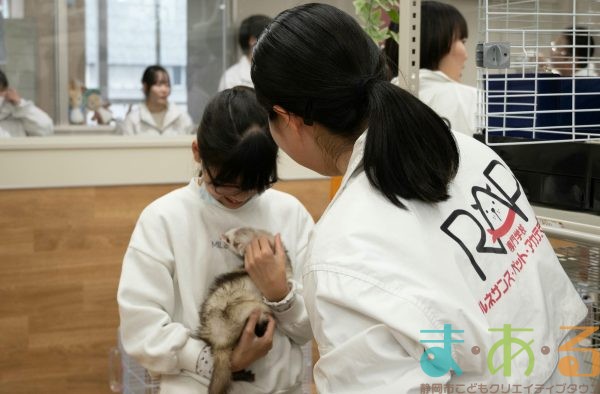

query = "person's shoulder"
[138,182,196,221]
[259,188,303,205]
[256,188,310,215]
[169,103,193,123]
[124,104,144,121]
[453,81,477,98]
[452,131,501,164]
[223,60,244,79]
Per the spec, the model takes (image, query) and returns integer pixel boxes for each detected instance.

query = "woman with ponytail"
[251,3,589,393]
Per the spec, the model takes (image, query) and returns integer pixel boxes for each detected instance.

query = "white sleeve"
[11,100,54,136]
[271,206,315,345]
[304,268,451,394]
[117,216,209,376]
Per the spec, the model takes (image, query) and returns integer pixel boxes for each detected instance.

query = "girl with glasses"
[118,86,313,393]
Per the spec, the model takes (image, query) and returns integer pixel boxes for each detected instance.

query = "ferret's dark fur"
[194,227,291,394]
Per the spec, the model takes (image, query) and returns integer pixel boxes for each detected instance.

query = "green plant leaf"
[354,0,399,44]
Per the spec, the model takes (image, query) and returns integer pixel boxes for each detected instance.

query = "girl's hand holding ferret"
[244,234,289,302]
[230,309,276,372]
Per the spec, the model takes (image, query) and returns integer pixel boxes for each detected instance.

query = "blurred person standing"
[218,15,272,91]
[121,65,194,136]
[412,1,477,137]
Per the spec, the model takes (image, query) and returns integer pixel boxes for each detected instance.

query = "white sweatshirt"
[118,179,314,393]
[304,131,588,393]
[0,98,53,137]
[120,102,194,136]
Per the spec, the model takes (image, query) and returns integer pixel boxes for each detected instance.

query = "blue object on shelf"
[485,73,600,140]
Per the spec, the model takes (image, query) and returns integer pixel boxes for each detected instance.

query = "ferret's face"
[221,228,255,257]
[220,227,273,257]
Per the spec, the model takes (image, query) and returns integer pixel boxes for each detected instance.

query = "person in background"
[549,25,597,77]
[415,0,478,137]
[383,22,399,81]
[218,15,272,91]
[120,65,194,136]
[118,86,313,393]
[251,3,589,393]
[0,69,53,137]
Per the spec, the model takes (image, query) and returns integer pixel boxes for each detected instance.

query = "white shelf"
[533,205,600,245]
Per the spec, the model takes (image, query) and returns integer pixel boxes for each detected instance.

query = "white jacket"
[304,131,588,393]
[120,102,194,136]
[118,179,314,393]
[218,56,253,91]
[0,98,53,137]
[418,69,478,137]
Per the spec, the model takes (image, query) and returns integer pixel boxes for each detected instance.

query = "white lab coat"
[0,98,53,137]
[218,56,253,91]
[417,69,478,137]
[304,131,588,394]
[120,102,194,136]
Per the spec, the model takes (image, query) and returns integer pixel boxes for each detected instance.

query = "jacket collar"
[328,130,367,207]
[419,68,454,83]
[139,102,182,130]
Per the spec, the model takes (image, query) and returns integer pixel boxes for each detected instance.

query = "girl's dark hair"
[420,1,468,71]
[251,3,458,208]
[563,26,596,69]
[0,69,9,90]
[238,15,273,55]
[383,22,399,79]
[197,86,278,193]
[141,65,170,97]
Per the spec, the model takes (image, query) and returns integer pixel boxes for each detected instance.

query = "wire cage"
[555,242,600,392]
[109,334,160,394]
[109,333,314,393]
[477,0,600,144]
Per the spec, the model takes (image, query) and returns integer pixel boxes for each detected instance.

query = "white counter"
[0,135,325,189]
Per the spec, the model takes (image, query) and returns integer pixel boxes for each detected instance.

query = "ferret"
[194,227,292,394]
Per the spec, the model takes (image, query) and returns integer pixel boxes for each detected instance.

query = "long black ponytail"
[365,80,459,206]
[252,3,459,208]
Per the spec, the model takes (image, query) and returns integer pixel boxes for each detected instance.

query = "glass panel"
[1,0,58,126]
[0,0,357,139]
[66,0,229,131]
